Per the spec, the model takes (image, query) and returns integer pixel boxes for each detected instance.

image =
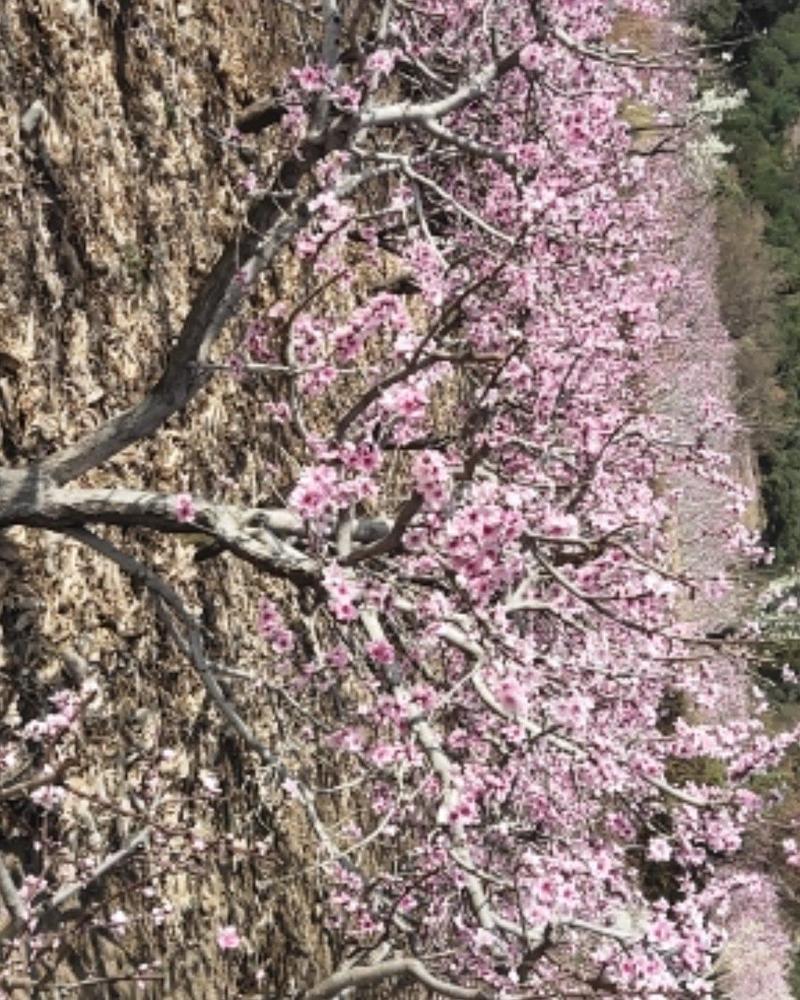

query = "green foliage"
[713,178,791,494]
[763,461,800,560]
[790,948,800,998]
[690,1,800,61]
[702,5,800,564]
[690,0,739,40]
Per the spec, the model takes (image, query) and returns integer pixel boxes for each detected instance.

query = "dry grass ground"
[0,3,362,995]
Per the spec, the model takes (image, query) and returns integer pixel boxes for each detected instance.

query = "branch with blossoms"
[1,0,795,996]
[0,685,147,946]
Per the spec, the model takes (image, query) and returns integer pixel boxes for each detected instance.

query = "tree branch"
[305,956,493,1000]
[0,858,26,934]
[0,475,320,582]
[358,49,521,128]
[0,474,399,579]
[47,828,150,913]
[39,132,357,487]
[59,527,344,863]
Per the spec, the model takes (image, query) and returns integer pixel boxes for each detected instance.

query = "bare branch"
[418,116,520,172]
[235,97,288,134]
[61,529,287,770]
[341,494,421,565]
[645,776,712,810]
[0,858,26,933]
[60,528,344,863]
[358,48,521,128]
[401,159,514,244]
[551,26,691,71]
[1,478,320,583]
[38,140,378,487]
[305,956,493,1000]
[47,828,150,911]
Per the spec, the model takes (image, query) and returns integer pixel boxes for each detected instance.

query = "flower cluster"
[411,451,452,510]
[257,598,295,654]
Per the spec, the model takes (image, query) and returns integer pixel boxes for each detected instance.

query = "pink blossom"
[333,84,361,112]
[782,838,800,867]
[647,837,673,863]
[151,902,174,926]
[23,689,82,742]
[341,441,382,474]
[519,42,545,73]
[411,451,451,510]
[369,741,399,767]
[30,784,65,810]
[199,770,221,796]
[109,909,129,936]
[175,492,196,523]
[290,464,339,521]
[495,677,527,716]
[552,693,593,730]
[540,510,579,537]
[291,64,327,93]
[366,639,395,665]
[322,565,361,622]
[217,925,241,951]
[365,48,397,82]
[239,170,258,193]
[257,597,295,653]
[327,644,351,670]
[330,727,364,754]
[19,874,47,906]
[281,777,300,799]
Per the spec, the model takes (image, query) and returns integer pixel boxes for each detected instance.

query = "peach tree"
[0,1,792,997]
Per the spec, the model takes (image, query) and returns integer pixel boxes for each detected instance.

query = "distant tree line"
[693,1,800,565]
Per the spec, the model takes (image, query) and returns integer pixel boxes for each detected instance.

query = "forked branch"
[305,956,493,1000]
